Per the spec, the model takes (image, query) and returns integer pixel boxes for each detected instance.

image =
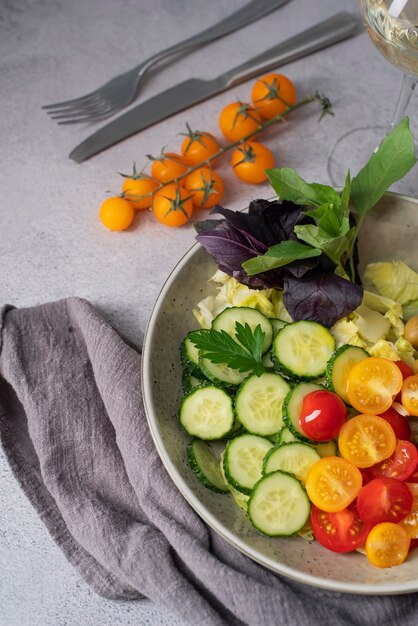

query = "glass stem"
[391,72,418,129]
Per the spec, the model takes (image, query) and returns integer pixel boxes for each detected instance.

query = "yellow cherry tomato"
[180,126,220,166]
[152,183,193,227]
[99,197,135,231]
[150,152,188,184]
[121,175,159,210]
[401,374,418,416]
[346,357,403,414]
[231,141,275,184]
[251,73,297,120]
[400,483,418,539]
[219,101,262,142]
[305,456,362,513]
[185,168,225,209]
[338,414,396,468]
[366,522,410,568]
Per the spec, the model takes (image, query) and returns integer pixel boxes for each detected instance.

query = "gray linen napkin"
[1,298,418,626]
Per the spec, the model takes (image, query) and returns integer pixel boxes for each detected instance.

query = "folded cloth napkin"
[1,298,418,626]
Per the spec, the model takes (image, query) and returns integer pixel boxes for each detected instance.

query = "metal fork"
[43,0,290,125]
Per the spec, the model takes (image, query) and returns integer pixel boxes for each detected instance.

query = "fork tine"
[43,94,105,113]
[49,103,112,121]
[55,108,114,124]
[42,91,103,110]
[47,98,109,119]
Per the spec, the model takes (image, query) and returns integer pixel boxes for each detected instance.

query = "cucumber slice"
[235,372,291,436]
[283,382,326,443]
[315,439,338,457]
[182,373,206,394]
[212,306,273,354]
[223,433,274,495]
[276,426,298,445]
[180,385,234,440]
[263,442,320,482]
[199,354,250,386]
[187,440,228,493]
[219,451,249,510]
[262,351,275,368]
[272,321,335,380]
[326,344,369,404]
[248,470,311,536]
[181,334,202,376]
[271,318,288,336]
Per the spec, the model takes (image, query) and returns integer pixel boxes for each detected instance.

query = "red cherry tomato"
[310,504,371,553]
[369,439,418,481]
[379,407,412,440]
[357,477,413,525]
[405,446,418,483]
[299,390,347,441]
[360,467,373,485]
[394,361,413,402]
[409,538,418,552]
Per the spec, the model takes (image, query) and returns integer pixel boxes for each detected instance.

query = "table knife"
[70,12,358,163]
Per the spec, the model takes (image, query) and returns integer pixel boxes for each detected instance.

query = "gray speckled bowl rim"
[142,191,418,595]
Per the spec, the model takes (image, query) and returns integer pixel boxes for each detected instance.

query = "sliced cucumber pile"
[180,385,235,440]
[272,321,335,380]
[263,442,320,482]
[248,471,311,536]
[235,372,291,436]
[326,344,369,404]
[187,440,228,493]
[223,433,274,494]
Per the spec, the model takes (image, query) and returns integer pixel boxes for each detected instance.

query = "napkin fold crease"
[1,298,418,626]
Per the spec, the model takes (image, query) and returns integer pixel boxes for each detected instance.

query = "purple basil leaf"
[196,221,266,272]
[286,257,319,278]
[283,271,363,327]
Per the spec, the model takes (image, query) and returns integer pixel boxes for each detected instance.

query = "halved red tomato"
[310,504,371,553]
[357,477,413,525]
[379,406,411,440]
[369,439,418,481]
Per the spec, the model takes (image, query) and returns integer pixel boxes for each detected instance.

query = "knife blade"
[70,12,358,163]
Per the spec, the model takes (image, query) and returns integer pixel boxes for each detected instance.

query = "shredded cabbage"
[364,261,418,305]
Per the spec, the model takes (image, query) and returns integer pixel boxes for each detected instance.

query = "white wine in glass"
[328,0,418,186]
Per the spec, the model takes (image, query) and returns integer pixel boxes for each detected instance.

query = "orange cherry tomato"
[365,522,410,568]
[219,101,262,142]
[305,456,362,513]
[121,175,159,210]
[231,141,275,184]
[180,126,220,166]
[150,153,188,184]
[251,73,297,120]
[338,414,396,468]
[346,357,403,414]
[99,197,135,231]
[184,168,225,209]
[400,483,418,538]
[401,374,418,416]
[152,183,193,227]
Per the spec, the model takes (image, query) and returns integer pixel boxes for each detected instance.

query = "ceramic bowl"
[142,192,418,594]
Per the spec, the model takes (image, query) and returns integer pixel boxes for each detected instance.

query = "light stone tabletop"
[1,0,418,624]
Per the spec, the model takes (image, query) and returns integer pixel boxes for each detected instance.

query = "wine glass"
[328,0,418,186]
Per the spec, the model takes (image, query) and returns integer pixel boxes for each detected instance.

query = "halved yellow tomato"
[401,374,418,416]
[338,414,396,468]
[305,456,362,513]
[400,483,418,539]
[365,522,410,568]
[346,357,403,414]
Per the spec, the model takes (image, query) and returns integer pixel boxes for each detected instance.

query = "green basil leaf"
[351,117,416,224]
[266,168,340,207]
[294,224,349,266]
[242,240,321,275]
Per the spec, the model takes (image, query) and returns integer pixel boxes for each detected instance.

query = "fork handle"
[222,11,359,87]
[136,0,291,73]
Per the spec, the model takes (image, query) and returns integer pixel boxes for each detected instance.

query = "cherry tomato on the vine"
[150,152,188,184]
[379,406,411,440]
[185,168,225,209]
[180,125,220,166]
[99,197,135,231]
[346,357,403,414]
[338,414,396,468]
[121,175,159,210]
[152,184,193,227]
[357,477,413,525]
[219,101,262,142]
[299,390,347,442]
[401,374,418,416]
[251,73,297,120]
[231,141,274,184]
[310,503,370,553]
[366,522,410,568]
[369,439,418,481]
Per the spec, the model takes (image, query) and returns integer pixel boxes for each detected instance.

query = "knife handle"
[222,12,359,88]
[139,0,291,73]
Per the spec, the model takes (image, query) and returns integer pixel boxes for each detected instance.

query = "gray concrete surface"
[1,0,418,624]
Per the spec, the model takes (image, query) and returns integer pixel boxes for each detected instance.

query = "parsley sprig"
[188,322,265,376]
